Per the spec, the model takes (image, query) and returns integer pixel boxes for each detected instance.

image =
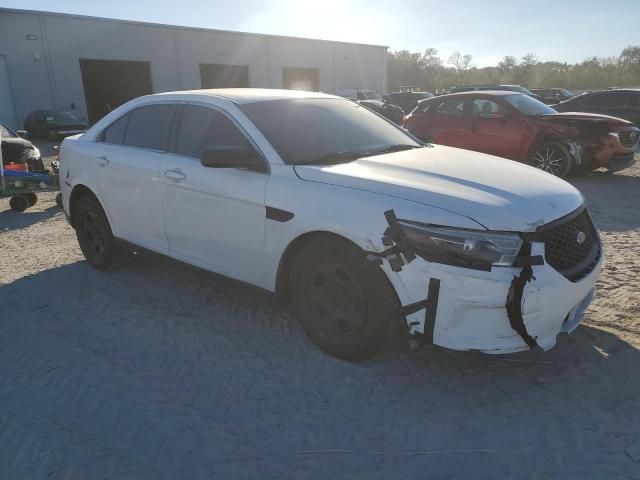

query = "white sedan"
[59,89,602,360]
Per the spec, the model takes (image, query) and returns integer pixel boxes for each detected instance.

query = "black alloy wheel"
[290,236,398,361]
[528,142,572,178]
[305,262,368,339]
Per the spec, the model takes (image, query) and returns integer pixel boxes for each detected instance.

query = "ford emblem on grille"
[576,230,587,245]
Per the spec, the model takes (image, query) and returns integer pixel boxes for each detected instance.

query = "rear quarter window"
[99,114,130,145]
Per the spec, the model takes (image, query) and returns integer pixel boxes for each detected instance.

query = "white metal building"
[0,8,388,128]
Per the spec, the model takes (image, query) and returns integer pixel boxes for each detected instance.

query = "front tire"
[289,236,397,361]
[74,195,116,270]
[528,141,572,178]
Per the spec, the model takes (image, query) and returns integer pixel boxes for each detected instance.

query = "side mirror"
[16,129,27,138]
[200,148,267,173]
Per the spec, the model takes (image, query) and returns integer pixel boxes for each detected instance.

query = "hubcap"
[82,211,106,257]
[305,263,367,338]
[531,145,566,175]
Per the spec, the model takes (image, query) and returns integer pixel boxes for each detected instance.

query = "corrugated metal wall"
[0,8,387,129]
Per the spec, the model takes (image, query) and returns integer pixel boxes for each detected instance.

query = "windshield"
[503,94,557,116]
[509,85,535,95]
[44,110,80,121]
[240,98,421,165]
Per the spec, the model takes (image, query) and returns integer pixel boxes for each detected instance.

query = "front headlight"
[31,147,41,158]
[397,220,523,270]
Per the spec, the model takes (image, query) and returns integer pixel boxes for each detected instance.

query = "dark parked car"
[0,122,44,172]
[530,88,575,105]
[403,91,639,177]
[450,84,545,102]
[553,89,640,126]
[383,91,433,114]
[24,110,89,140]
[357,100,404,125]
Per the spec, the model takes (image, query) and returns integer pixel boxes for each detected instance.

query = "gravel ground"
[1,149,639,479]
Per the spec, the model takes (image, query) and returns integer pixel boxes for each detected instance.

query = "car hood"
[293,145,584,232]
[540,112,634,126]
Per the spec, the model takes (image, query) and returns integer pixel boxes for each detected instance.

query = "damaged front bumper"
[606,153,636,173]
[391,240,603,354]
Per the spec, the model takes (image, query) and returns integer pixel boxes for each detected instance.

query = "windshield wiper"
[359,144,423,157]
[296,144,423,166]
[296,151,364,166]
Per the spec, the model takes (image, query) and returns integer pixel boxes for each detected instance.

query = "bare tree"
[448,51,473,82]
[520,53,538,68]
[498,56,518,70]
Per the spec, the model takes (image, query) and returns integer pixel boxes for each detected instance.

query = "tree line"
[387,46,640,93]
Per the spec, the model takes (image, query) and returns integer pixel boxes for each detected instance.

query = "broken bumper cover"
[395,242,603,354]
[606,153,636,173]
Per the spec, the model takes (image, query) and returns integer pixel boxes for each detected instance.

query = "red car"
[404,91,640,177]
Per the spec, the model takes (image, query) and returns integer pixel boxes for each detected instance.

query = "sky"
[2,0,639,67]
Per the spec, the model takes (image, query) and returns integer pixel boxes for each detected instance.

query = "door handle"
[97,154,109,166]
[469,126,479,133]
[163,169,186,181]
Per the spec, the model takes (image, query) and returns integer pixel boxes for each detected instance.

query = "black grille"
[619,130,640,149]
[531,209,600,282]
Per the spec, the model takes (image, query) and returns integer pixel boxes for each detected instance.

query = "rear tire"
[528,141,572,178]
[9,195,29,212]
[289,236,397,361]
[74,195,116,270]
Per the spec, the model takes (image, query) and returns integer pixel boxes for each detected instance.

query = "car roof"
[435,91,522,99]
[586,88,640,94]
[152,88,340,104]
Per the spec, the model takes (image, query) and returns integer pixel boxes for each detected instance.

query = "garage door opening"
[283,67,319,91]
[79,59,152,124]
[200,64,249,89]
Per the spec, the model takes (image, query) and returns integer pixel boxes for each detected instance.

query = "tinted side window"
[124,104,175,151]
[435,99,464,116]
[100,113,130,145]
[175,105,252,159]
[584,93,614,107]
[472,99,506,118]
[418,100,436,113]
[610,93,630,107]
[629,93,640,108]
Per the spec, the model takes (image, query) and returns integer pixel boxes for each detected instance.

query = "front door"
[465,97,524,160]
[160,103,268,285]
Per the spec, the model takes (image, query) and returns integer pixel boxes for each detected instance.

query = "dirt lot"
[1,149,640,479]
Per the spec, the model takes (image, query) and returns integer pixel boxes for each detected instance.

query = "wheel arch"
[275,230,402,311]
[528,133,566,152]
[68,184,111,230]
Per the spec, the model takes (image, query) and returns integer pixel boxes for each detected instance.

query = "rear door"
[94,103,176,252]
[160,103,269,285]
[410,97,469,147]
